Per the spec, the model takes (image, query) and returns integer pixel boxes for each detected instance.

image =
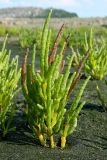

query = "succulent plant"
[0,36,21,137]
[72,29,107,80]
[21,10,90,148]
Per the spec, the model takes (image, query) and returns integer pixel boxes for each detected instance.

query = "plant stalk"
[38,133,46,146]
[61,136,66,149]
[50,135,55,148]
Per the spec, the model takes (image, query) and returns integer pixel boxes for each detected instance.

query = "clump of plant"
[0,25,20,36]
[19,28,34,48]
[0,36,21,137]
[96,80,107,112]
[72,29,107,80]
[6,26,20,36]
[21,10,90,148]
[0,25,6,35]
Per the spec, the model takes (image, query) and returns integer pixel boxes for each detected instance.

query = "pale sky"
[0,0,107,17]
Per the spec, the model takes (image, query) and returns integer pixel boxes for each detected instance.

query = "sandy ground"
[0,88,107,160]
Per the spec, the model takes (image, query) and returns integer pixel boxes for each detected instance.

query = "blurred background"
[0,0,107,28]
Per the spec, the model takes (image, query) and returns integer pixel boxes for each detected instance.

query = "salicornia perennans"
[72,29,107,80]
[21,10,90,148]
[0,36,21,137]
[96,80,107,112]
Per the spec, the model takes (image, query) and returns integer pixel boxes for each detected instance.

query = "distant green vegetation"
[18,26,107,49]
[39,8,78,18]
[0,25,107,51]
[0,25,20,36]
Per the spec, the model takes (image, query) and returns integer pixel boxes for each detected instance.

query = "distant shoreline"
[0,17,107,29]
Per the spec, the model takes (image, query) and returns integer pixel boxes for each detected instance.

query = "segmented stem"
[48,24,65,64]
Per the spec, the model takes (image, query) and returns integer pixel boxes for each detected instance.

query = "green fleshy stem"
[38,134,46,146]
[61,124,69,148]
[50,135,55,148]
[61,136,66,149]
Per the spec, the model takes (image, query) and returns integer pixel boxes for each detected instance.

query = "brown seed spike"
[68,50,89,96]
[48,24,65,64]
[59,60,65,73]
[21,48,29,93]
[59,33,71,72]
[62,33,71,57]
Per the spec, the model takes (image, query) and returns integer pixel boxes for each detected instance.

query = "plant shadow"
[0,126,40,146]
[0,111,41,147]
[83,103,104,112]
[78,135,107,150]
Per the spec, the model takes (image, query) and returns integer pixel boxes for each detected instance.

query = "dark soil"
[0,40,107,160]
[0,96,107,160]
